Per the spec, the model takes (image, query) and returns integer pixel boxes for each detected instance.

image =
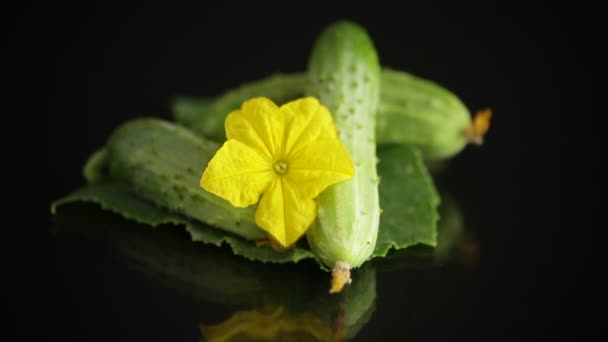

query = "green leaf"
[51,182,315,264]
[372,145,440,257]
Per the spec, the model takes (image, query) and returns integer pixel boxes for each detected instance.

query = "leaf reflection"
[52,189,474,341]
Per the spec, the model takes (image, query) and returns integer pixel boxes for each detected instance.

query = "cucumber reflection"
[53,204,375,341]
[374,192,477,272]
[199,264,375,341]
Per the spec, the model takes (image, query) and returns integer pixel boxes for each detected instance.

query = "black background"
[12,1,594,340]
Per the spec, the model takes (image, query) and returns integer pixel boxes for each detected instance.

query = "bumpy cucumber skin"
[305,21,381,269]
[106,118,266,240]
[173,69,471,160]
[173,73,307,142]
[378,70,470,159]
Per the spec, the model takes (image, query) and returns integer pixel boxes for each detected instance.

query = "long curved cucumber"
[173,73,306,142]
[304,21,381,289]
[172,69,472,159]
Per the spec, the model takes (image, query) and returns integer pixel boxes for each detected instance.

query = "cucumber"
[173,73,307,142]
[172,69,476,160]
[304,21,381,290]
[378,69,471,159]
[106,117,266,240]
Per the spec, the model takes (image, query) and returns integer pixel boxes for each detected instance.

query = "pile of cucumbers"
[53,21,486,289]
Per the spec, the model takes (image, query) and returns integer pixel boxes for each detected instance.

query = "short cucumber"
[172,69,476,160]
[106,118,266,240]
[378,69,471,159]
[305,21,381,289]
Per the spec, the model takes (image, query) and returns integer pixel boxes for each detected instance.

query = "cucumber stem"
[329,261,352,294]
[465,108,492,145]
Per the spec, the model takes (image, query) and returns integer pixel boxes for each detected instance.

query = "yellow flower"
[200,97,354,248]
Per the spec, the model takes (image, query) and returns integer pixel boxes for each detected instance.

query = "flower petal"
[201,139,274,207]
[280,97,337,158]
[288,138,355,199]
[225,97,285,159]
[255,177,316,247]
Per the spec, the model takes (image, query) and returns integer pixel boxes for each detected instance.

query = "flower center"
[273,160,289,175]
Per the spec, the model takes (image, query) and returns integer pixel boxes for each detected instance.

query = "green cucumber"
[172,69,473,160]
[304,21,381,288]
[378,69,471,159]
[105,117,266,241]
[173,73,307,142]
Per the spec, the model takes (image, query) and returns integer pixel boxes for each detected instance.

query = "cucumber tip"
[329,261,352,294]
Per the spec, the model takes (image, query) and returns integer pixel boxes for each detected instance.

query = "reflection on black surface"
[375,192,476,272]
[435,193,478,267]
[52,192,473,341]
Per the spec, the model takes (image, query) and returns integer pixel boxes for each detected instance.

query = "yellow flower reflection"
[201,97,354,248]
[199,305,343,342]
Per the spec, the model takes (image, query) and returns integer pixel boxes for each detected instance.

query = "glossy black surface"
[16,2,587,340]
